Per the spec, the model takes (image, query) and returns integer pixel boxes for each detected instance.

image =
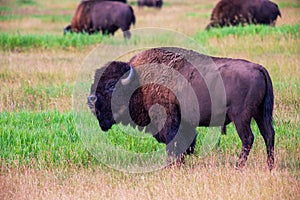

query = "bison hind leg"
[221,125,227,135]
[254,114,275,171]
[233,117,254,169]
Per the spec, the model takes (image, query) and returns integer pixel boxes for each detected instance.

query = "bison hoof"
[267,158,275,171]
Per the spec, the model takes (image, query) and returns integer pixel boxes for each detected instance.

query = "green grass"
[106,125,164,153]
[0,14,72,22]
[0,15,23,21]
[0,6,12,12]
[0,0,299,198]
[0,24,298,51]
[0,111,165,169]
[17,0,37,6]
[0,111,93,168]
[194,24,300,45]
[1,110,299,173]
[278,2,300,8]
[0,32,106,51]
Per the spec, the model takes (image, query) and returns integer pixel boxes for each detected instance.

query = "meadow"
[0,0,300,199]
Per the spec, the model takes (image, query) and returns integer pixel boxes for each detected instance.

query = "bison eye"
[105,81,116,93]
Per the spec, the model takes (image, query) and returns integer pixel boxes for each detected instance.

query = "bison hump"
[129,48,185,71]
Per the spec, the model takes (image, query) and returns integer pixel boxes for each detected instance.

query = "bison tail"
[278,9,282,18]
[276,4,282,18]
[129,6,136,25]
[259,66,275,171]
[260,66,274,126]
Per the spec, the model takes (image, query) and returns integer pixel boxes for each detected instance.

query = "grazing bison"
[138,0,163,8]
[87,47,275,170]
[206,0,281,29]
[64,0,135,38]
[85,0,127,2]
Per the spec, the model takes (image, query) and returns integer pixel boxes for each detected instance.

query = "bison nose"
[87,95,97,104]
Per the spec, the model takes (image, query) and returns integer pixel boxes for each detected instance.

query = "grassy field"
[0,0,300,199]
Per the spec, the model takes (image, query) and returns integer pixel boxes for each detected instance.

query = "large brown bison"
[64,0,135,38]
[206,0,281,29]
[138,0,163,8]
[87,47,275,170]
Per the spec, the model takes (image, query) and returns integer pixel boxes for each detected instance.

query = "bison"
[206,0,281,29]
[138,0,163,8]
[87,47,275,170]
[64,0,135,38]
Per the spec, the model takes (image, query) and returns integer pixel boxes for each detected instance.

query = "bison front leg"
[234,119,254,169]
[165,123,197,167]
[123,30,131,39]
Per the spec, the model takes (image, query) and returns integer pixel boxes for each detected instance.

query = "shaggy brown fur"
[88,47,275,170]
[64,0,135,38]
[70,0,94,33]
[206,0,281,29]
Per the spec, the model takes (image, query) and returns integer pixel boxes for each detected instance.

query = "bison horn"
[121,65,134,85]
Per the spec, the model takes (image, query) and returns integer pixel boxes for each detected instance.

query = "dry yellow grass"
[0,50,86,111]
[1,161,299,200]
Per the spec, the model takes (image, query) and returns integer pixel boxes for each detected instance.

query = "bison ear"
[121,65,134,85]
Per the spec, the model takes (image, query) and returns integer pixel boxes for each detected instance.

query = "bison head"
[155,0,163,7]
[63,25,72,35]
[87,61,134,131]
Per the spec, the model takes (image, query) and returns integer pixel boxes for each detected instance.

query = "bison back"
[90,1,135,33]
[70,0,94,32]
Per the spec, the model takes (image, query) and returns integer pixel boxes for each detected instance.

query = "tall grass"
[0,111,299,199]
[1,82,73,111]
[0,6,12,12]
[0,111,165,169]
[0,26,298,52]
[17,0,37,6]
[0,0,299,198]
[194,24,300,45]
[0,111,93,168]
[0,14,72,22]
[0,32,106,51]
[1,165,300,200]
[0,24,298,51]
[0,15,23,21]
[1,110,299,174]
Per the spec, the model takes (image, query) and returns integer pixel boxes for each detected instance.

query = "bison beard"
[87,47,275,170]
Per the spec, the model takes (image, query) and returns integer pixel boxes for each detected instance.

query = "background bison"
[85,0,128,3]
[206,0,281,29]
[138,0,163,8]
[64,0,135,38]
[87,47,275,170]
